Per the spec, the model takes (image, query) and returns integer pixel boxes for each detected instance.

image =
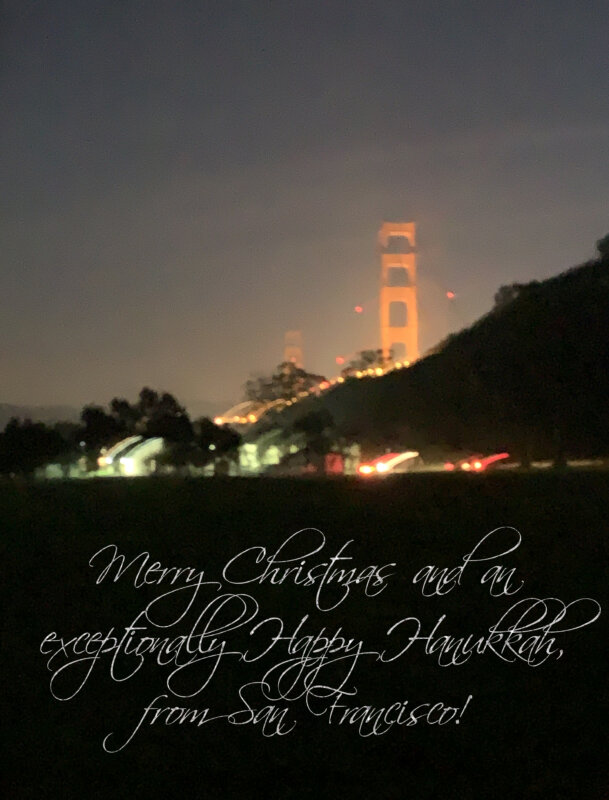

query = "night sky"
[2,1,608,411]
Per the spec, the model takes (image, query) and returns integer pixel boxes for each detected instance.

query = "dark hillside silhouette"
[276,236,609,462]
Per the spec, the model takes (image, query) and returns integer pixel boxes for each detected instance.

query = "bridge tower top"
[378,221,416,249]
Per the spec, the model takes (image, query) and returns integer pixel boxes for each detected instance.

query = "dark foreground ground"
[3,472,608,799]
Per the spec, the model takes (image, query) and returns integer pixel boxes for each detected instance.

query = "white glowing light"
[120,457,135,475]
[358,464,374,475]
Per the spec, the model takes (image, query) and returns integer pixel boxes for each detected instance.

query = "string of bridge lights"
[214,359,411,427]
[215,291,457,427]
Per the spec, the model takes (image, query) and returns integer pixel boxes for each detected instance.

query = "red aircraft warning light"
[354,305,363,313]
[446,291,456,300]
[335,356,345,365]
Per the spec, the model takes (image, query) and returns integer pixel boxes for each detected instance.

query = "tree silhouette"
[244,362,326,403]
[80,406,125,450]
[0,418,72,476]
[596,233,609,260]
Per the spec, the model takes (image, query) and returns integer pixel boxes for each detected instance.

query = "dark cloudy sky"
[2,0,608,411]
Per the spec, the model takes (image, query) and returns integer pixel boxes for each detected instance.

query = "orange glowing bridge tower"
[379,221,418,364]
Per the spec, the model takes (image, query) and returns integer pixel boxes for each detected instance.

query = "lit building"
[118,437,166,476]
[97,435,143,469]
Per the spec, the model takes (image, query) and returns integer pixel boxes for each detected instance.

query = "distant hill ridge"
[0,404,81,429]
[0,399,231,430]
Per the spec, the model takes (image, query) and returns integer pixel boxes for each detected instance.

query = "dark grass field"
[3,472,608,799]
